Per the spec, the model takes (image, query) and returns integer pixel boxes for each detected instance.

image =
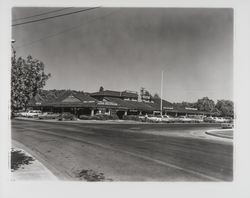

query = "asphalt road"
[11,119,233,181]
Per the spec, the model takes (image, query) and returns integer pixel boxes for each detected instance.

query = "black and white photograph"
[1,1,250,198]
[10,7,234,182]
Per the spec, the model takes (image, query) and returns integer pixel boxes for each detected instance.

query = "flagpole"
[161,71,164,116]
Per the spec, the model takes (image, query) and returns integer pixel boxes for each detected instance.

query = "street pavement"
[11,119,233,181]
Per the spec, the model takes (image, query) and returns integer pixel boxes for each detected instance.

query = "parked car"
[223,117,234,123]
[161,115,175,123]
[203,116,216,123]
[214,117,227,123]
[13,110,25,117]
[177,116,193,123]
[138,115,147,122]
[187,115,204,123]
[221,123,234,129]
[58,112,77,121]
[38,112,60,120]
[20,110,42,118]
[146,115,162,123]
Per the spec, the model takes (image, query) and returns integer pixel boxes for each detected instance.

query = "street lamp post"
[160,71,164,116]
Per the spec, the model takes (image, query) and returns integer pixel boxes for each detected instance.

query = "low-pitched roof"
[147,98,173,110]
[104,97,155,112]
[91,90,138,98]
[29,90,98,107]
[52,90,97,103]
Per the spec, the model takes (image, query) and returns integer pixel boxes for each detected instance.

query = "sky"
[12,7,233,103]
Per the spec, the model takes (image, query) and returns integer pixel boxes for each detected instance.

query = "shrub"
[123,115,141,121]
[58,112,76,121]
[79,114,119,120]
[38,113,60,120]
[79,115,92,120]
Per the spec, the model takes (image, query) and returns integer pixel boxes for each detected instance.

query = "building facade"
[28,89,214,118]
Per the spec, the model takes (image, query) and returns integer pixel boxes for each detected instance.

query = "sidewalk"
[11,140,58,181]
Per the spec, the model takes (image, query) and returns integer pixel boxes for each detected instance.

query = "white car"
[221,123,234,129]
[214,117,227,123]
[146,115,162,123]
[138,115,147,122]
[20,110,42,118]
[187,115,204,123]
[178,116,193,123]
[38,112,60,120]
[161,115,175,123]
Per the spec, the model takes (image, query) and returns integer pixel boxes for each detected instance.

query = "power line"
[12,7,100,27]
[12,7,73,21]
[15,9,120,49]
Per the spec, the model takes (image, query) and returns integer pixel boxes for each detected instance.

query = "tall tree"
[11,54,51,113]
[215,100,234,116]
[99,86,104,92]
[196,97,215,112]
[153,93,160,99]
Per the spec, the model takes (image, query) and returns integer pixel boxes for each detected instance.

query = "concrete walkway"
[11,140,58,181]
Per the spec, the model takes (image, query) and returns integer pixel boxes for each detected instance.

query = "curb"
[205,129,233,139]
[13,117,222,126]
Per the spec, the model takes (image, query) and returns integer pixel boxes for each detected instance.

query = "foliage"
[11,54,51,112]
[196,97,215,112]
[215,100,234,117]
[140,87,153,102]
[173,97,234,116]
[153,93,160,99]
[123,115,141,121]
[77,169,106,181]
[140,87,152,97]
[58,112,76,121]
[99,86,104,92]
[79,115,91,120]
[79,114,119,120]
[173,102,197,109]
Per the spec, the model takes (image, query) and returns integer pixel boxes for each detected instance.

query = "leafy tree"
[172,102,196,109]
[215,100,234,116]
[140,87,152,97]
[11,54,51,113]
[196,97,215,112]
[99,86,104,92]
[153,93,160,99]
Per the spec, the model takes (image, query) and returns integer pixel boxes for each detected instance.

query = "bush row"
[122,115,142,121]
[79,114,119,120]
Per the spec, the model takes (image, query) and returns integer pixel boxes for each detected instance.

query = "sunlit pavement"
[12,119,233,181]
[11,140,58,181]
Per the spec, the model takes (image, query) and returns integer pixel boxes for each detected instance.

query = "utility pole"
[160,71,164,116]
[11,39,16,63]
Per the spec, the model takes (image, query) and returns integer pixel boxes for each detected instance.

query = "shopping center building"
[28,89,214,118]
